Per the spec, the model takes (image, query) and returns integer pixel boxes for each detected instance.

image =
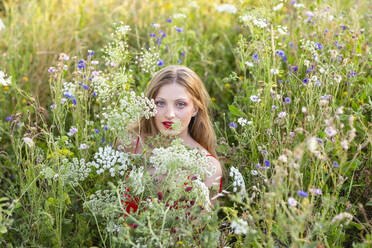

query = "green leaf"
[0,226,7,234]
[228,105,245,117]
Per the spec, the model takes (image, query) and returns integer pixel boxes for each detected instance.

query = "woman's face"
[153,83,198,138]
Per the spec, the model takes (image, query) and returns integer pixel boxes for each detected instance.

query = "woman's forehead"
[155,83,193,100]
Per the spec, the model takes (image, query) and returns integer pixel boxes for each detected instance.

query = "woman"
[130,65,223,195]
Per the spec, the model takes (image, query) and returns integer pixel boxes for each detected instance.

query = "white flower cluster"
[239,14,269,29]
[127,166,145,195]
[87,146,131,177]
[229,167,246,194]
[102,23,131,67]
[173,13,187,19]
[101,91,156,139]
[135,47,161,74]
[300,39,319,55]
[0,70,11,86]
[83,190,117,218]
[63,158,92,186]
[62,81,77,97]
[230,218,249,235]
[276,25,288,36]
[214,4,237,14]
[192,179,212,211]
[331,212,353,225]
[149,139,214,185]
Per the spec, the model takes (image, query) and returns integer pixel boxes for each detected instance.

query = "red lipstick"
[162,121,173,129]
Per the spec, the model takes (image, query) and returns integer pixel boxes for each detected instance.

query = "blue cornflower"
[149,33,156,37]
[315,42,323,50]
[157,60,164,66]
[252,53,259,61]
[284,97,291,103]
[181,51,185,57]
[341,25,346,30]
[94,128,99,134]
[159,30,166,37]
[276,50,285,57]
[104,125,108,131]
[156,38,162,45]
[175,27,183,32]
[272,105,278,110]
[316,138,323,144]
[292,66,298,72]
[303,78,309,84]
[101,138,106,143]
[347,71,357,78]
[77,60,85,69]
[177,58,182,64]
[289,42,294,47]
[264,160,271,167]
[324,29,329,33]
[64,93,73,99]
[92,92,97,97]
[72,98,77,105]
[297,190,308,198]
[333,161,339,168]
[6,116,12,121]
[78,82,89,90]
[88,50,95,56]
[229,122,237,128]
[166,18,172,23]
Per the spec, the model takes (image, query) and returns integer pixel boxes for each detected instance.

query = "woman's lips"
[162,121,173,129]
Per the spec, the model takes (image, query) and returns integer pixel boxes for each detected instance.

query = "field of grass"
[0,0,371,247]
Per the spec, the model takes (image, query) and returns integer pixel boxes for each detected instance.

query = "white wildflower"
[278,154,288,163]
[237,117,248,127]
[58,53,70,61]
[245,61,254,67]
[278,111,287,118]
[173,13,186,19]
[273,3,283,11]
[67,126,78,136]
[307,137,318,153]
[340,140,349,150]
[0,19,5,31]
[288,197,297,207]
[79,143,89,150]
[230,219,249,235]
[250,95,261,102]
[309,188,322,195]
[294,3,305,8]
[301,106,307,113]
[135,47,161,74]
[331,212,353,225]
[229,167,246,194]
[215,4,237,14]
[23,137,34,148]
[127,167,145,194]
[88,146,131,177]
[325,126,337,137]
[63,158,92,186]
[0,71,11,86]
[276,25,288,35]
[270,68,279,75]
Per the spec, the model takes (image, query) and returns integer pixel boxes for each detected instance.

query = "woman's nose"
[165,106,175,119]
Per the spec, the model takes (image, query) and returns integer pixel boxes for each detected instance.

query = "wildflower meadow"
[0,0,371,247]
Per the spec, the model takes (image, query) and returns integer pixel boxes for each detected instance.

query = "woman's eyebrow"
[155,97,188,101]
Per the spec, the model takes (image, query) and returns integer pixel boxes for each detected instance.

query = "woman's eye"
[176,102,186,108]
[155,101,165,107]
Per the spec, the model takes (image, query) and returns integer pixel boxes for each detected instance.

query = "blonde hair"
[139,65,217,157]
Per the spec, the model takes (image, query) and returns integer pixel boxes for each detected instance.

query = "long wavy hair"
[138,65,217,157]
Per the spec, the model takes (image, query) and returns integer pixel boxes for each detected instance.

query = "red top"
[134,137,223,193]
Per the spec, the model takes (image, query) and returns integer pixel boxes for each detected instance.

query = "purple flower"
[340,25,346,30]
[252,54,259,61]
[177,58,182,63]
[316,138,323,144]
[104,125,108,131]
[292,66,298,72]
[297,190,308,198]
[6,116,12,121]
[157,60,164,66]
[303,78,309,84]
[181,51,185,57]
[156,38,162,45]
[229,122,237,128]
[92,92,97,97]
[289,42,294,47]
[309,188,322,195]
[264,160,271,167]
[333,161,339,168]
[149,33,156,37]
[48,67,56,73]
[78,82,89,90]
[101,138,106,143]
[347,71,357,78]
[166,18,172,23]
[315,42,323,50]
[94,128,99,134]
[284,97,291,103]
[50,104,57,109]
[72,98,77,105]
[320,95,331,100]
[175,27,183,32]
[64,93,73,99]
[159,30,166,37]
[324,29,329,33]
[88,50,95,56]
[276,50,285,57]
[272,105,278,110]
[77,60,85,69]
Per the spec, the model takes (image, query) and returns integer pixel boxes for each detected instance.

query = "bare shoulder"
[204,154,222,188]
